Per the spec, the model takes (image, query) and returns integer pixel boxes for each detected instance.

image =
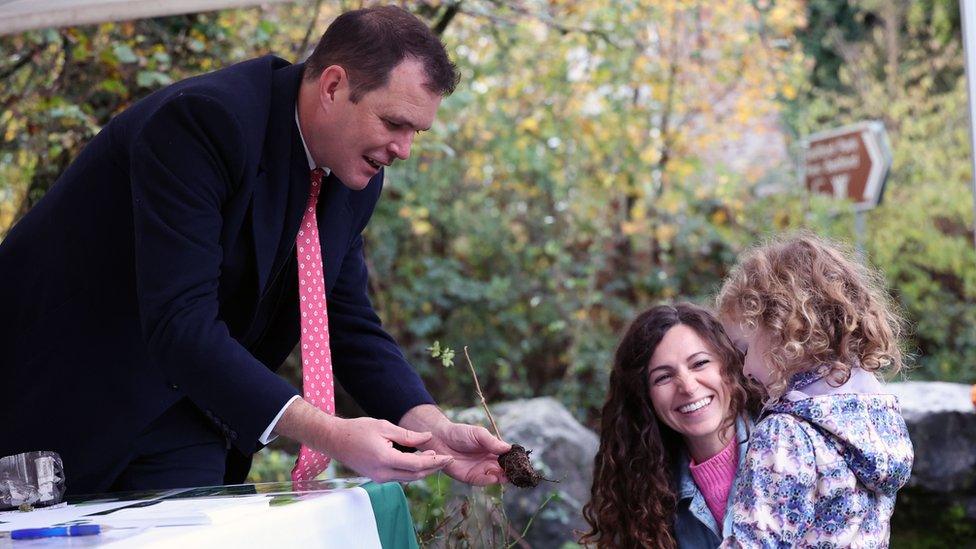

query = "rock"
[887,381,976,493]
[449,397,599,549]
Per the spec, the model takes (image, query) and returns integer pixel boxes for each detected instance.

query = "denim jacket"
[674,416,753,549]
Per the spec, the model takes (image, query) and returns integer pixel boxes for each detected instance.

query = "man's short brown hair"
[304,5,459,102]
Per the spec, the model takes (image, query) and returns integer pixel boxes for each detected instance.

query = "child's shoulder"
[745,412,821,473]
[750,397,914,496]
[750,412,819,449]
[766,392,908,446]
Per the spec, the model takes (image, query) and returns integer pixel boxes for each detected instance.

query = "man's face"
[317,58,442,190]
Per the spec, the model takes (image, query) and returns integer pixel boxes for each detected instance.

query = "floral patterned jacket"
[721,367,914,548]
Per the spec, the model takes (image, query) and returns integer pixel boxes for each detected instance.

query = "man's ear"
[317,65,346,108]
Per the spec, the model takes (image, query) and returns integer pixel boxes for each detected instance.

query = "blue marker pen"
[10,524,102,540]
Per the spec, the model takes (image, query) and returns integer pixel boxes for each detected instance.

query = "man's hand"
[399,404,512,486]
[275,399,454,483]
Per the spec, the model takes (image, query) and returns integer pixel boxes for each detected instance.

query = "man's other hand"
[275,398,454,483]
[399,404,512,486]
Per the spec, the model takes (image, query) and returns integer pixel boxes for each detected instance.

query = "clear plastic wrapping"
[0,451,66,510]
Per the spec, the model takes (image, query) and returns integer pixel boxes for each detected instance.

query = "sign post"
[802,121,892,254]
[960,0,976,250]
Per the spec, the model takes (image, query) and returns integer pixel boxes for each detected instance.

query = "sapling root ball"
[498,444,555,488]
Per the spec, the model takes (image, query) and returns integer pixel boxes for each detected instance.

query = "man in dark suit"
[0,5,509,495]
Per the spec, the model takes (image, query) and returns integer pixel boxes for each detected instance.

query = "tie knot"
[310,168,325,197]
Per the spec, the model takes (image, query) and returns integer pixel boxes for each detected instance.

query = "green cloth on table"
[362,481,419,549]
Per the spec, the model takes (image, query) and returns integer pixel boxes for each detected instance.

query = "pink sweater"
[688,437,738,525]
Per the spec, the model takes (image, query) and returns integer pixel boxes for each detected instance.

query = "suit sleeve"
[325,175,435,424]
[721,414,817,549]
[129,94,298,454]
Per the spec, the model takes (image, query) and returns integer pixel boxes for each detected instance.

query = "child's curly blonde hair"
[716,233,905,399]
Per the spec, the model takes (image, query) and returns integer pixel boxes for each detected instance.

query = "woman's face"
[722,319,772,388]
[647,324,733,460]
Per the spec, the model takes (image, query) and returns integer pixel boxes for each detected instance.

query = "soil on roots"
[497,444,555,488]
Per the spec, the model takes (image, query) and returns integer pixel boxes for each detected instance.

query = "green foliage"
[246,449,294,484]
[428,340,456,368]
[404,474,560,548]
[890,490,976,548]
[404,473,455,544]
[0,5,332,231]
[786,0,976,382]
[369,0,807,422]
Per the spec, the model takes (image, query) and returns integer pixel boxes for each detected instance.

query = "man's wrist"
[273,397,340,453]
[260,395,302,445]
[399,404,451,438]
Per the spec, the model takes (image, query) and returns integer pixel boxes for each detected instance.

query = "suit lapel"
[250,61,353,301]
[251,62,307,298]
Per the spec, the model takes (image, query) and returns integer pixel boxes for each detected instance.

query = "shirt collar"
[295,104,330,175]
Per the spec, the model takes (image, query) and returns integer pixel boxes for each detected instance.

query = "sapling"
[460,347,554,489]
[429,342,555,488]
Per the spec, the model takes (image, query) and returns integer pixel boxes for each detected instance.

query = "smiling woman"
[581,303,763,549]
[647,324,735,464]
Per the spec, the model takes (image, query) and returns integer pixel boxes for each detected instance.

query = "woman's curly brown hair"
[580,303,762,548]
[716,233,906,399]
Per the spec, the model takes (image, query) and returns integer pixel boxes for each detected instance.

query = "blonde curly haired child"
[716,233,914,548]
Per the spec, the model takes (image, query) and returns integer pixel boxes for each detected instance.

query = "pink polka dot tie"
[291,168,335,482]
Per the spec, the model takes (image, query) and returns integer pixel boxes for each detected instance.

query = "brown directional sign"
[803,122,892,211]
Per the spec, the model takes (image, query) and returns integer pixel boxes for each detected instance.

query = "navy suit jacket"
[0,56,434,494]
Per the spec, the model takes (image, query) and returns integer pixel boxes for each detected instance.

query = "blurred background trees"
[1,0,973,423]
[4,2,974,544]
[792,0,976,381]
